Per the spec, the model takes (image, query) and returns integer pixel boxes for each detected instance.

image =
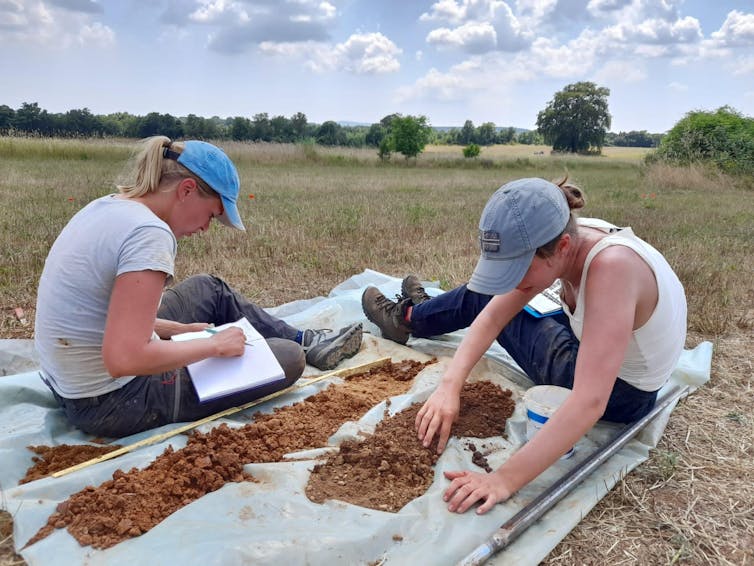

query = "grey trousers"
[51,274,305,438]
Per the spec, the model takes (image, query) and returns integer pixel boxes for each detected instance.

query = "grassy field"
[0,138,752,565]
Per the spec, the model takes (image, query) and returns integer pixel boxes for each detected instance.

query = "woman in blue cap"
[35,136,361,438]
[362,177,687,514]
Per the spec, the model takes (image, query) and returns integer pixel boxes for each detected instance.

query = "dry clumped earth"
[18,360,515,553]
[2,335,751,564]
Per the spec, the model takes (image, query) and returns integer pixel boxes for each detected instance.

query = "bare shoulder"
[589,244,652,281]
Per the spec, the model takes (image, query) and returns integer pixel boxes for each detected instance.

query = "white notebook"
[171,317,285,403]
[524,280,564,318]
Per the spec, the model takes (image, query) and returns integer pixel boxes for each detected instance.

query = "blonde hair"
[536,176,586,258]
[117,136,217,199]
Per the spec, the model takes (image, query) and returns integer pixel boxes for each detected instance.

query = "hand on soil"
[415,386,460,453]
[442,469,512,515]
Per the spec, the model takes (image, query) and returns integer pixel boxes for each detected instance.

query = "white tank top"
[561,218,687,392]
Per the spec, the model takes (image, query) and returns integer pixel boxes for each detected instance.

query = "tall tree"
[390,114,432,159]
[290,112,308,140]
[365,123,386,147]
[536,82,611,153]
[380,113,400,130]
[270,115,292,142]
[476,122,496,145]
[230,116,252,141]
[459,119,475,145]
[13,102,44,132]
[0,105,15,131]
[251,112,272,141]
[316,121,345,146]
[137,112,183,139]
[63,108,102,136]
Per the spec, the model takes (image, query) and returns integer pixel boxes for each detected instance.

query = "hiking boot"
[304,323,363,371]
[361,286,412,345]
[401,275,432,305]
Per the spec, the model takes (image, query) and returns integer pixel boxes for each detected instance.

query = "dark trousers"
[410,285,658,423]
[51,275,305,438]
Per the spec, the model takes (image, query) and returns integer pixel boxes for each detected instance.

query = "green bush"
[462,143,481,158]
[653,106,754,176]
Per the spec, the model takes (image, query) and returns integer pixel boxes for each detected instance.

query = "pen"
[205,327,253,346]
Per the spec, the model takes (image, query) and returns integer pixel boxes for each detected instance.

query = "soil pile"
[24,359,434,550]
[305,381,515,512]
[20,444,122,484]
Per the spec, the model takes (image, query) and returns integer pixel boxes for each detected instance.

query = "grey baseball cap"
[468,178,570,295]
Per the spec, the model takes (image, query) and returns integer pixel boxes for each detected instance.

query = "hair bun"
[554,176,586,211]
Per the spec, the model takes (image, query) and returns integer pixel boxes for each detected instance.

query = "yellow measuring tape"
[52,357,391,478]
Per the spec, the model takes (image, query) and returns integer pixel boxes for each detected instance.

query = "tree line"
[0,101,658,149]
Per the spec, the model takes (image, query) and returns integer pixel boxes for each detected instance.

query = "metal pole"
[456,385,689,566]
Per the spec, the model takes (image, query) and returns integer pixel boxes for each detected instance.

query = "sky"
[1,0,753,133]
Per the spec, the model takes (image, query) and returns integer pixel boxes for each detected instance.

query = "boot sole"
[308,325,363,371]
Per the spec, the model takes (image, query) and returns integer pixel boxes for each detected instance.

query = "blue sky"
[1,0,752,133]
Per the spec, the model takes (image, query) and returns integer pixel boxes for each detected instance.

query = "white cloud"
[188,1,249,25]
[731,55,754,76]
[594,59,647,83]
[0,0,114,48]
[711,10,754,47]
[77,21,114,46]
[421,0,531,53]
[337,32,402,74]
[524,33,599,77]
[606,15,702,46]
[48,0,103,14]
[395,66,472,102]
[260,32,401,75]
[203,0,337,53]
[419,0,476,24]
[667,81,687,92]
[515,0,558,22]
[634,44,669,57]
[587,0,631,15]
[426,21,497,53]
[395,51,531,104]
[318,1,336,20]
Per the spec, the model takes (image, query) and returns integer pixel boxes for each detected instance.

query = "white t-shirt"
[35,195,177,398]
[561,218,687,392]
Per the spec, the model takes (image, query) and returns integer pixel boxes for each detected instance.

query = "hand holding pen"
[205,326,247,357]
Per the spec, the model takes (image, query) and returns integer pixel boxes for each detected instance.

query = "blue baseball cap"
[468,178,570,295]
[176,141,245,231]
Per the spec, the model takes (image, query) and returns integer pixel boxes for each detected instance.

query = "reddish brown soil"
[305,381,514,512]
[24,359,433,550]
[20,444,122,484]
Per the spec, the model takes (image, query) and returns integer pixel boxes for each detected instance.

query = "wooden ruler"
[51,357,391,478]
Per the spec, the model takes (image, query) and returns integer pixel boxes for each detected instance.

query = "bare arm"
[416,289,533,452]
[153,318,212,340]
[444,249,646,514]
[102,270,245,378]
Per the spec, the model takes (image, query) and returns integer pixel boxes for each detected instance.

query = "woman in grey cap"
[35,136,362,438]
[362,177,687,514]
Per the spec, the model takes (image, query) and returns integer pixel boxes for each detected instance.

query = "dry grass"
[1,138,752,564]
[545,331,753,566]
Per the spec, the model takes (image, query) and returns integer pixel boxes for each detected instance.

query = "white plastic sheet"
[0,270,712,565]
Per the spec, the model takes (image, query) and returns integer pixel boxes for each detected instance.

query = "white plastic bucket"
[523,385,575,459]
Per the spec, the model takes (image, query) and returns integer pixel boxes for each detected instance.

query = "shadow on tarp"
[0,270,712,566]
